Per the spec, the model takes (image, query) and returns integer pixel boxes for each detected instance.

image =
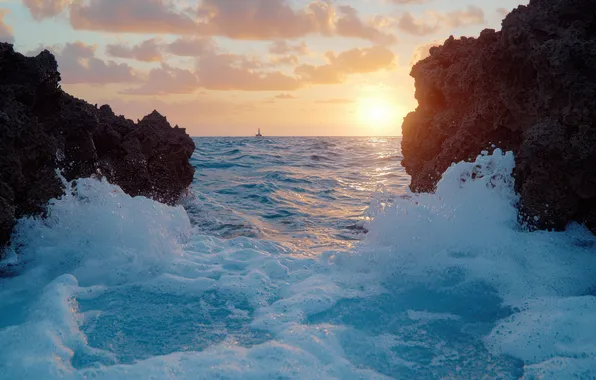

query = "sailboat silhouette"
[255,128,263,137]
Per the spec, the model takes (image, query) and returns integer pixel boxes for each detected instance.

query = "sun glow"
[357,97,403,132]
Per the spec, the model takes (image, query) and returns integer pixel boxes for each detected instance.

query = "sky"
[0,0,526,136]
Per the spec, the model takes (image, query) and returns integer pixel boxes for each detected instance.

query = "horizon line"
[190,135,403,138]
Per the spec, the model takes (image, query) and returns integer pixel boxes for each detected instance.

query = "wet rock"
[0,43,195,256]
[402,0,596,233]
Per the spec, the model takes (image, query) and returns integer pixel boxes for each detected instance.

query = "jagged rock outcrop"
[0,43,195,256]
[402,0,596,233]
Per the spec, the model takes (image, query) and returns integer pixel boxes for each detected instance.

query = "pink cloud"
[70,0,196,34]
[23,0,69,20]
[167,37,215,57]
[106,37,216,62]
[335,5,396,45]
[67,0,395,43]
[106,38,163,62]
[269,40,308,55]
[0,9,13,43]
[55,42,137,84]
[122,63,200,95]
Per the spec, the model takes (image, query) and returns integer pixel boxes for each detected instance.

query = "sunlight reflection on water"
[186,137,408,252]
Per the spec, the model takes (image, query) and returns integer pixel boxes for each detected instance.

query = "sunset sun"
[357,97,402,130]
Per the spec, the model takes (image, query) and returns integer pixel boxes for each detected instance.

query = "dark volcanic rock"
[402,0,596,233]
[0,43,195,256]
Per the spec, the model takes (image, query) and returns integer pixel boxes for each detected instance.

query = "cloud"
[107,45,397,94]
[335,5,396,45]
[106,37,215,62]
[196,0,328,39]
[167,37,215,56]
[54,42,137,84]
[0,9,13,43]
[198,0,396,43]
[295,46,396,85]
[122,63,199,95]
[23,0,69,20]
[67,0,394,43]
[270,54,299,66]
[70,0,196,34]
[196,52,302,91]
[106,38,163,62]
[410,39,442,66]
[397,12,440,36]
[315,98,353,104]
[275,93,296,99]
[397,6,485,36]
[122,51,301,93]
[269,40,308,55]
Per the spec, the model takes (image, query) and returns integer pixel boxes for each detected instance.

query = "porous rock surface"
[402,0,596,233]
[0,43,195,256]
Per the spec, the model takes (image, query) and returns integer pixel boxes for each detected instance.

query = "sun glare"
[357,97,402,131]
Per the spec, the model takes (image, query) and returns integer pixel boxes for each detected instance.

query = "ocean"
[1,137,596,379]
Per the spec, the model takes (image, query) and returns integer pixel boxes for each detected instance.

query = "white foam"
[486,296,596,366]
[360,149,596,305]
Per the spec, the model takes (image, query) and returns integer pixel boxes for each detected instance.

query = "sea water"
[1,137,595,379]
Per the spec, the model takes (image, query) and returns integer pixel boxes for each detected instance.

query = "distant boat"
[255,128,263,137]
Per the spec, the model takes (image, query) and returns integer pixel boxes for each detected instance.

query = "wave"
[1,149,595,379]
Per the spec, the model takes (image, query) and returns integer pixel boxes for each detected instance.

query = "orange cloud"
[0,9,13,43]
[397,6,485,36]
[269,54,300,66]
[315,98,354,104]
[296,46,396,84]
[196,53,302,91]
[275,93,297,99]
[43,41,396,93]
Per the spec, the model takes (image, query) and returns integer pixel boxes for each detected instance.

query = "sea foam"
[1,149,595,379]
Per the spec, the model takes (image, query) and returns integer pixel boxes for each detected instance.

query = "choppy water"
[1,137,596,379]
[187,137,407,251]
